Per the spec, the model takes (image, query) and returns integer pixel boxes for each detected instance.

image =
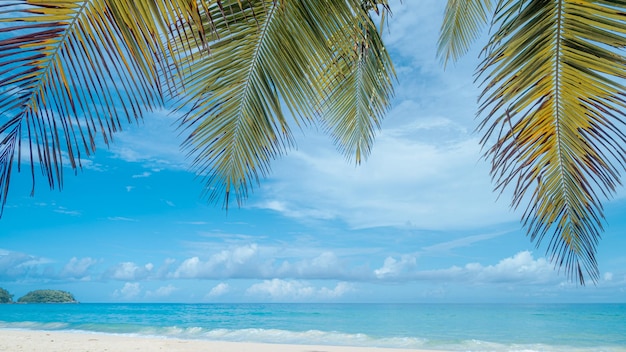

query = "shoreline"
[0,329,444,352]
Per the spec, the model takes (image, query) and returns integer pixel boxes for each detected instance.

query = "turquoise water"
[0,303,624,351]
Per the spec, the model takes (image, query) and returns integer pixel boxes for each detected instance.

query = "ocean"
[0,303,624,351]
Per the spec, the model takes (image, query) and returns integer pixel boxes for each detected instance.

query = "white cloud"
[132,171,152,178]
[108,108,187,169]
[476,251,555,283]
[423,231,510,253]
[258,129,514,230]
[178,221,209,225]
[54,207,81,216]
[247,279,313,299]
[60,257,98,279]
[194,231,263,243]
[1,252,97,282]
[268,251,371,281]
[246,279,353,301]
[107,216,138,222]
[384,0,444,68]
[72,157,104,172]
[374,254,418,279]
[40,150,105,173]
[171,245,369,281]
[155,259,176,278]
[174,257,206,278]
[106,262,153,281]
[318,282,354,298]
[0,250,50,279]
[146,285,178,298]
[604,272,613,281]
[113,282,141,299]
[207,283,230,298]
[373,251,559,285]
[275,252,359,280]
[173,244,264,279]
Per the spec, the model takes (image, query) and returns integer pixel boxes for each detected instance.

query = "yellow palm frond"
[475,0,626,284]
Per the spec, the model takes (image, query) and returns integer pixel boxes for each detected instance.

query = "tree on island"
[0,1,624,284]
[0,288,13,304]
[17,290,78,304]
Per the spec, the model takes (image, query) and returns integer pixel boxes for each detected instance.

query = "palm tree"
[1,0,624,285]
[438,0,626,284]
[0,1,393,206]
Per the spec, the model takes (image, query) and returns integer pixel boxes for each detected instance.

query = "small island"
[0,287,13,303]
[17,290,78,304]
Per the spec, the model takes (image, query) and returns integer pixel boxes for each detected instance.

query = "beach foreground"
[0,330,441,352]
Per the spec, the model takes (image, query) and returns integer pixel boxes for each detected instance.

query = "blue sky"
[1,1,625,303]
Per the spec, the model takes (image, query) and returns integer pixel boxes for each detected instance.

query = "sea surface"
[0,303,624,351]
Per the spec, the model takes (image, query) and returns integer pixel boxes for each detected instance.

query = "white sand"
[0,329,442,352]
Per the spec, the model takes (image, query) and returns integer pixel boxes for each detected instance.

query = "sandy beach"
[0,330,441,352]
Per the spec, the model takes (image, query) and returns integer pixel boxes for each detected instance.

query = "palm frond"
[317,3,395,163]
[175,1,295,207]
[176,0,395,206]
[0,0,208,216]
[438,0,494,66]
[477,0,626,284]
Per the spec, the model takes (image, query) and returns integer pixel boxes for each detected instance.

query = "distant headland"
[0,288,78,304]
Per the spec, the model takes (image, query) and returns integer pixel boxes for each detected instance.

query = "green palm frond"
[0,0,208,215]
[438,0,493,66]
[0,0,395,214]
[318,3,395,163]
[175,0,294,207]
[175,0,395,206]
[474,0,626,284]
